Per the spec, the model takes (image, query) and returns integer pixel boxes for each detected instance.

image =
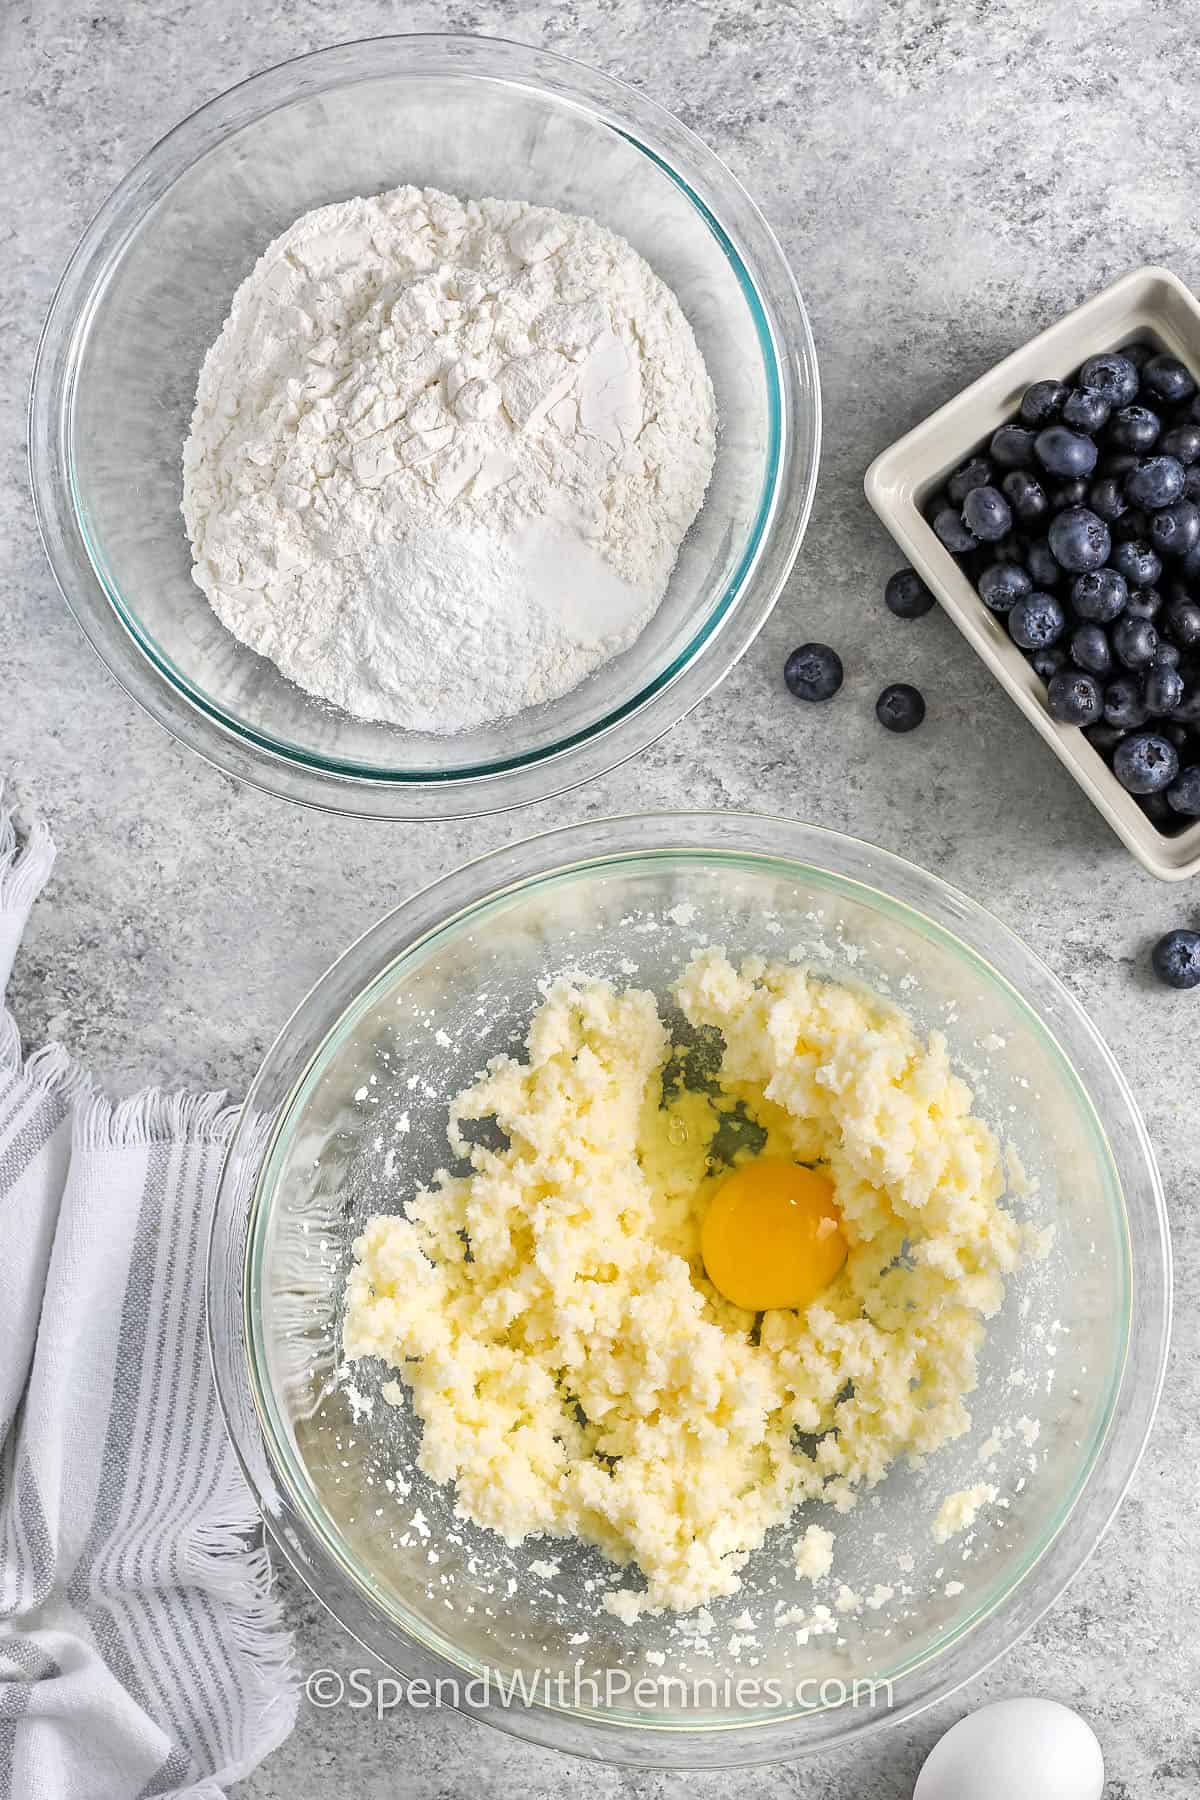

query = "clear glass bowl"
[208,813,1170,1767]
[29,35,819,819]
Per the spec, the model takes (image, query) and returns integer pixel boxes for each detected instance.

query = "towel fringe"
[0,790,56,918]
[181,1459,301,1784]
[0,1026,95,1104]
[75,1086,241,1152]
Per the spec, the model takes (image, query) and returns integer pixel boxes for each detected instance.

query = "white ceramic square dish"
[865,265,1200,882]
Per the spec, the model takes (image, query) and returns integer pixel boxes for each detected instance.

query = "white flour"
[182,185,716,733]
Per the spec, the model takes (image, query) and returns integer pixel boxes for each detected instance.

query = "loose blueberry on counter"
[932,507,979,554]
[1145,660,1185,715]
[1104,676,1150,729]
[1142,353,1197,406]
[1160,423,1200,465]
[978,561,1032,612]
[1108,404,1161,453]
[1035,425,1099,479]
[1078,350,1140,407]
[1048,506,1110,572]
[1025,539,1063,587]
[1126,455,1187,510]
[1148,499,1200,558]
[1088,475,1130,523]
[1071,623,1113,677]
[1020,379,1070,426]
[1001,469,1049,524]
[1046,667,1103,725]
[990,423,1038,469]
[1167,765,1200,815]
[1009,592,1066,650]
[1110,539,1162,588]
[1112,730,1180,793]
[1062,387,1111,433]
[884,569,936,619]
[1071,567,1128,621]
[785,643,844,702]
[1151,929,1200,989]
[947,456,995,504]
[962,484,1012,542]
[876,682,926,732]
[1112,614,1159,669]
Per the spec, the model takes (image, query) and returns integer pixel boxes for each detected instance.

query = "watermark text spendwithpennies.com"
[305,1663,894,1721]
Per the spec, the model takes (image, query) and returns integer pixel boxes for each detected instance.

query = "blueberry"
[1001,469,1049,525]
[1021,540,1058,587]
[1071,567,1128,622]
[1071,623,1113,677]
[1123,343,1155,371]
[1046,667,1103,725]
[1110,539,1162,589]
[1048,506,1111,573]
[1108,404,1161,453]
[947,456,995,505]
[1113,614,1159,669]
[1167,766,1200,816]
[1126,586,1162,621]
[990,424,1038,470]
[961,484,1012,543]
[1079,351,1140,407]
[1164,595,1200,649]
[1174,681,1200,725]
[785,642,844,702]
[1140,789,1177,827]
[1031,646,1068,681]
[1151,928,1200,987]
[885,569,936,619]
[977,561,1032,613]
[1178,542,1200,587]
[1126,456,1187,510]
[1104,676,1149,730]
[1088,475,1130,523]
[1185,465,1200,505]
[1047,476,1092,511]
[1159,423,1200,466]
[1084,720,1129,755]
[1101,450,1141,479]
[1148,499,1200,558]
[1142,353,1197,406]
[875,682,925,732]
[1035,426,1099,479]
[1153,641,1182,667]
[1008,592,1066,650]
[1113,730,1180,793]
[932,507,979,554]
[1145,660,1184,714]
[1062,387,1111,433]
[1020,379,1070,427]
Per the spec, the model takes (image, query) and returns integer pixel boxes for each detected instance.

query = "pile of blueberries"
[924,343,1200,830]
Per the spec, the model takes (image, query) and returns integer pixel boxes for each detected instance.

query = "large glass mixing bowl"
[207,815,1170,1766]
[30,35,819,819]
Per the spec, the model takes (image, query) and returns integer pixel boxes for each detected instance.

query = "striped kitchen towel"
[0,791,297,1799]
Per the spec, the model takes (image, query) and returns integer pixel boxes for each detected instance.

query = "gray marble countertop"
[4,1,1198,1794]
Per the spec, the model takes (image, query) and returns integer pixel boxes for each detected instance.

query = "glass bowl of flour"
[208,813,1169,1766]
[31,35,819,817]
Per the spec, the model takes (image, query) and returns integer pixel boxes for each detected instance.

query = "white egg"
[914,1697,1104,1800]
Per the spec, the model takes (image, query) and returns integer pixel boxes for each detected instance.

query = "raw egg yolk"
[701,1157,847,1312]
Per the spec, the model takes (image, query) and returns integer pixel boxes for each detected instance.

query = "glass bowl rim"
[29,32,821,820]
[207,810,1172,1767]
